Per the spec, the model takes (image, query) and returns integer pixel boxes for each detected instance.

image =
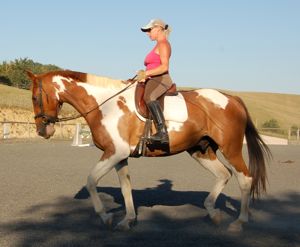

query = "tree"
[262,118,280,129]
[0,58,61,89]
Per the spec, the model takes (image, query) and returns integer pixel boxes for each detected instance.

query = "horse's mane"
[42,70,124,89]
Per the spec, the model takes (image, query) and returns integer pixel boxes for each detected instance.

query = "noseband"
[34,79,59,125]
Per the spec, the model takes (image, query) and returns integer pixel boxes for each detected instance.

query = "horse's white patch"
[52,76,72,99]
[232,169,252,191]
[76,82,132,154]
[197,89,229,110]
[101,100,131,156]
[76,82,112,107]
[167,121,184,132]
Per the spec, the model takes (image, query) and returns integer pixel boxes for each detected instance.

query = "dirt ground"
[0,139,299,247]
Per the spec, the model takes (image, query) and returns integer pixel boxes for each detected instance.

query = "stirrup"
[147,133,169,144]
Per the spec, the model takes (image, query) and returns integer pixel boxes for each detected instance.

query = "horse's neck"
[62,81,124,115]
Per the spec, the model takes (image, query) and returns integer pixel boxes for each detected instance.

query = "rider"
[136,18,173,145]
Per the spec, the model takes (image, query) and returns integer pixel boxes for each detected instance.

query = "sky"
[1,0,299,94]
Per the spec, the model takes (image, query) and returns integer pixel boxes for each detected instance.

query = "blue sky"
[1,0,299,94]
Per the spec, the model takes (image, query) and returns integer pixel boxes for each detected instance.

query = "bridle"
[34,76,137,125]
[34,79,60,125]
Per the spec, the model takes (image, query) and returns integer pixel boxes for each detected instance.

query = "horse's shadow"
[74,179,240,217]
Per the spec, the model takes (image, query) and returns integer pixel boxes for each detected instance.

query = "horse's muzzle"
[37,123,56,139]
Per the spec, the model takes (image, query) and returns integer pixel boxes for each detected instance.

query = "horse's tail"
[236,97,272,198]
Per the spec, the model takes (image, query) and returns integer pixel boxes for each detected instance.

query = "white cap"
[141,19,169,32]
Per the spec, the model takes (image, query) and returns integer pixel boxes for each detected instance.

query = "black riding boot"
[147,100,169,144]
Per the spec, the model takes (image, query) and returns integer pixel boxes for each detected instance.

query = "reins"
[35,75,137,123]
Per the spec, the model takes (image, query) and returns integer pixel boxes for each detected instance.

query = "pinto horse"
[27,70,270,232]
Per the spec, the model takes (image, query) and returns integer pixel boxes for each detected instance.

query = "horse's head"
[27,70,62,139]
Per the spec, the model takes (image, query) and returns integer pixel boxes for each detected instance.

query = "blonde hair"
[164,25,171,39]
[156,24,171,39]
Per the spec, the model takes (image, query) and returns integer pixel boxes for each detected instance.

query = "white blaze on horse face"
[197,89,229,110]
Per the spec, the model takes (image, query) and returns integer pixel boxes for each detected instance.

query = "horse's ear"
[25,70,36,81]
[25,70,38,87]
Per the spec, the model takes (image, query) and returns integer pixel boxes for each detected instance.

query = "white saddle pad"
[135,92,188,123]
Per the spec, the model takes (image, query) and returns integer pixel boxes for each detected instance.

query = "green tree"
[0,58,61,89]
[262,118,280,128]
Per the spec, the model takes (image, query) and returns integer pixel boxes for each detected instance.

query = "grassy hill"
[0,84,299,130]
[0,84,75,114]
[227,91,300,129]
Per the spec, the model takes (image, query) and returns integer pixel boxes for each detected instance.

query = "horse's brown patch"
[117,98,143,148]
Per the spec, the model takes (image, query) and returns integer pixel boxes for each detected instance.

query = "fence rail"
[0,121,90,140]
[1,121,299,144]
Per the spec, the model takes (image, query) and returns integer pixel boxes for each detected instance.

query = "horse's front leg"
[114,158,137,231]
[86,152,123,228]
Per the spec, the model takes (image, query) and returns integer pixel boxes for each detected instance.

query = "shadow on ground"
[0,180,299,247]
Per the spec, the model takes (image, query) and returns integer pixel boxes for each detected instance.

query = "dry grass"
[229,91,300,129]
[0,84,76,116]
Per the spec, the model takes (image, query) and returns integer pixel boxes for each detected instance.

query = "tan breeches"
[144,73,173,104]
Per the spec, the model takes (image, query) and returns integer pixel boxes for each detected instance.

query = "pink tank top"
[144,47,161,71]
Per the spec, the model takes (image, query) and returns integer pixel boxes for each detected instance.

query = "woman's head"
[141,19,171,40]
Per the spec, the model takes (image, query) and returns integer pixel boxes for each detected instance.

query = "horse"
[26,69,271,232]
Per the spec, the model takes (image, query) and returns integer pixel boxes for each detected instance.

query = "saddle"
[135,83,178,118]
[132,83,178,157]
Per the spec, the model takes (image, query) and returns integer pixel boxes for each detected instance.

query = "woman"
[137,18,173,146]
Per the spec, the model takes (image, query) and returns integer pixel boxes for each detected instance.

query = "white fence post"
[3,123,10,139]
[72,123,82,146]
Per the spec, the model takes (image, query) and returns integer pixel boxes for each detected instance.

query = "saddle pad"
[135,93,188,123]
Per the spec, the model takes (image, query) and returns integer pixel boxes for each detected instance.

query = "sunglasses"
[145,27,154,33]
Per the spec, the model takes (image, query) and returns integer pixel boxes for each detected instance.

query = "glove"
[136,70,147,82]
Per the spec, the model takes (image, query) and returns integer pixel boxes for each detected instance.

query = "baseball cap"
[141,19,168,32]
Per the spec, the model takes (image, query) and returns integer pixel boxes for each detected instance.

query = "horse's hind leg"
[189,148,232,224]
[217,151,252,232]
[114,159,136,230]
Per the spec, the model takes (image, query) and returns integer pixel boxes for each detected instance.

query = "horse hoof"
[114,218,137,231]
[100,213,113,229]
[228,220,243,233]
[211,210,222,225]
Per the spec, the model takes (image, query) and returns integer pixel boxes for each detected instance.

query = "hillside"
[227,91,300,129]
[0,84,76,122]
[0,84,299,130]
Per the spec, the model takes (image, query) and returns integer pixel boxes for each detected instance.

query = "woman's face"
[146,26,160,41]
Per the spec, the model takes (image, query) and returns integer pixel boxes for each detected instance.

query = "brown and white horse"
[27,70,270,232]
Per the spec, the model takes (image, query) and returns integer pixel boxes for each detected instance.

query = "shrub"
[262,118,280,129]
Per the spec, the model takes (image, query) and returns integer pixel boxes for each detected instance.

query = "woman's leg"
[143,74,172,145]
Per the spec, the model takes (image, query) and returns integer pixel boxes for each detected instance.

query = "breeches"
[144,73,173,104]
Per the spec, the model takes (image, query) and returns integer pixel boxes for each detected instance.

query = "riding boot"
[147,100,169,144]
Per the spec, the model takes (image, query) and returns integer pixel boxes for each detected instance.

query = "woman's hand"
[136,70,147,83]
